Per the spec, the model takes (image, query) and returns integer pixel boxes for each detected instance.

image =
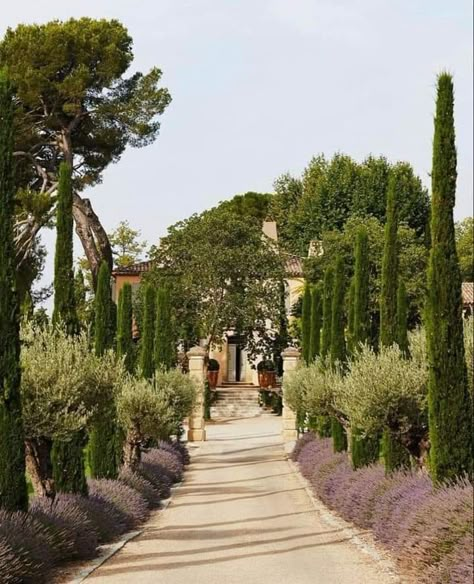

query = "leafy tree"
[94,262,115,356]
[52,162,79,335]
[269,173,303,253]
[20,324,122,497]
[301,284,312,364]
[140,284,156,378]
[309,284,323,362]
[117,283,134,372]
[0,18,171,280]
[321,266,334,358]
[109,220,147,268]
[155,287,174,370]
[146,207,284,359]
[0,70,28,511]
[425,73,472,482]
[218,191,272,223]
[455,217,474,282]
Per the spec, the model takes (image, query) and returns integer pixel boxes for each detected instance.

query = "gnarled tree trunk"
[24,437,55,498]
[122,429,142,472]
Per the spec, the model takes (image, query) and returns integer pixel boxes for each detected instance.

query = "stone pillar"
[281,347,300,442]
[187,346,207,442]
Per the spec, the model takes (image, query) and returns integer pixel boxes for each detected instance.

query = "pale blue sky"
[2,1,473,302]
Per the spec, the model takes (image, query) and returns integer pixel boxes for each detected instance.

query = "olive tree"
[20,324,124,496]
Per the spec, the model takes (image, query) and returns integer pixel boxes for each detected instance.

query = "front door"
[227,336,245,382]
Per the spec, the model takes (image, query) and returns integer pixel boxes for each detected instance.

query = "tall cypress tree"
[330,256,347,452]
[347,279,356,355]
[301,284,312,365]
[353,226,370,348]
[0,71,28,511]
[308,284,323,362]
[52,162,78,335]
[155,286,174,370]
[351,226,379,467]
[117,283,134,372]
[94,262,115,356]
[425,73,472,482]
[396,279,409,357]
[140,284,156,378]
[379,167,410,472]
[330,256,346,368]
[380,171,399,347]
[321,266,334,359]
[50,154,87,494]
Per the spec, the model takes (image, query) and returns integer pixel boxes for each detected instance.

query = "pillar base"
[187,428,206,442]
[282,428,298,441]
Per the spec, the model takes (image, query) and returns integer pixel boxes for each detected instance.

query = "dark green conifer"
[321,266,334,359]
[353,227,370,348]
[351,429,380,469]
[330,256,347,452]
[330,256,346,368]
[347,279,356,354]
[51,435,88,494]
[396,279,409,357]
[380,171,399,347]
[301,284,312,364]
[0,71,28,511]
[117,283,134,372]
[381,429,410,472]
[140,284,156,378]
[94,262,115,356]
[308,284,323,362]
[425,73,472,482]
[52,162,79,335]
[155,287,175,370]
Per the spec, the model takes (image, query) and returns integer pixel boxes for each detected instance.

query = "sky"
[2,0,473,305]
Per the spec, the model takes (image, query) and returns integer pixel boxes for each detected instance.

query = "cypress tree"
[380,171,399,347]
[330,256,346,368]
[140,284,156,378]
[382,429,410,472]
[117,283,134,372]
[308,284,323,362]
[155,286,174,370]
[330,256,347,452]
[396,279,409,357]
[425,73,472,482]
[351,429,380,469]
[347,278,356,354]
[301,284,312,364]
[52,162,79,335]
[321,266,334,359]
[353,227,370,348]
[51,436,88,494]
[94,262,115,356]
[0,71,28,511]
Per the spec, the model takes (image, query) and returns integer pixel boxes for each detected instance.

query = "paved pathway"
[88,416,396,584]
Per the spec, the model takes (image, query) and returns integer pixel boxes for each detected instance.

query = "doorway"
[227,336,246,382]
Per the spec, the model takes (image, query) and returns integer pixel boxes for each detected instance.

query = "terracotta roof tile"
[462,282,474,305]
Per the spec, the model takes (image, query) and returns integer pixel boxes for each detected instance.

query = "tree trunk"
[72,193,113,289]
[24,437,55,498]
[122,430,142,472]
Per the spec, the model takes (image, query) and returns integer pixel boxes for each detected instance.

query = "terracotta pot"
[207,370,219,389]
[266,371,276,388]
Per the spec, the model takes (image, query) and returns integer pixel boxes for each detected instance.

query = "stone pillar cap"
[187,346,207,358]
[281,347,301,358]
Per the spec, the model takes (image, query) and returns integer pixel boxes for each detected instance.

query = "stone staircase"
[210,382,261,419]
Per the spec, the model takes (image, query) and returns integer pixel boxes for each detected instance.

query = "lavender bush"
[158,440,190,465]
[30,495,98,560]
[118,467,162,508]
[88,479,150,529]
[293,434,474,583]
[0,510,57,582]
[143,448,184,482]
[139,462,172,499]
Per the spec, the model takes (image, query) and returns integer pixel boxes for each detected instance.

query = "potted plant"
[257,359,276,389]
[207,358,220,389]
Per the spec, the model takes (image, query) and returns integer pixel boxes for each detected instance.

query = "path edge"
[286,456,401,583]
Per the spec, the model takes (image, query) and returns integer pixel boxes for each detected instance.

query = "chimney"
[262,220,278,242]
